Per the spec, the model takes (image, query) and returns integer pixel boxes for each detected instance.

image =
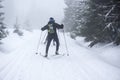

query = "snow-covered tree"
[64,0,120,46]
[80,0,120,46]
[13,18,23,36]
[23,20,32,32]
[103,0,120,45]
[80,0,107,42]
[0,0,7,40]
[63,0,89,39]
[63,0,76,32]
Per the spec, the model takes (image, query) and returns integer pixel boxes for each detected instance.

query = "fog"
[4,0,66,28]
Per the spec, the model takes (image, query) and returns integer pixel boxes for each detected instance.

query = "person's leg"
[45,36,52,57]
[54,36,59,54]
[53,39,55,46]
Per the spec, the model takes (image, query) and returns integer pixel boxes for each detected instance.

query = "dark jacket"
[41,22,64,35]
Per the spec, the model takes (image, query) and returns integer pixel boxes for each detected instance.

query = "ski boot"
[44,54,48,57]
[55,51,59,55]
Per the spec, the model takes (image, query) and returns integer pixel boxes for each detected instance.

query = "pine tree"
[13,18,23,36]
[64,0,120,46]
[79,0,120,46]
[83,0,110,42]
[63,0,76,32]
[104,0,120,45]
[0,0,7,40]
[23,20,32,32]
[63,0,89,39]
[81,0,112,47]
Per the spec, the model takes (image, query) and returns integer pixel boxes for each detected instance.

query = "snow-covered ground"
[0,29,120,80]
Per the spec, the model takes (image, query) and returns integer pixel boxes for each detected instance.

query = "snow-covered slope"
[0,29,120,80]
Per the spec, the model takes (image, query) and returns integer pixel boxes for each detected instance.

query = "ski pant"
[46,34,59,55]
[44,35,55,45]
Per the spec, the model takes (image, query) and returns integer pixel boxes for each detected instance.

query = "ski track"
[0,30,120,80]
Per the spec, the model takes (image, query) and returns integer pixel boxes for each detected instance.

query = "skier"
[41,17,64,57]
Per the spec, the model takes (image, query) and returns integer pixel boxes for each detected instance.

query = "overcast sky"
[4,0,66,28]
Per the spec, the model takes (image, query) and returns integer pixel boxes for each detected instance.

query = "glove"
[61,24,64,28]
[41,28,44,31]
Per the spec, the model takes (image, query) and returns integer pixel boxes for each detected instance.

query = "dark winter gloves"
[61,24,64,28]
[41,27,44,31]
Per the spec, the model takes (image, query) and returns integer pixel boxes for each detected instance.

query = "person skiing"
[41,17,64,57]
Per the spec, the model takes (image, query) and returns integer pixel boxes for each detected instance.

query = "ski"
[39,53,65,60]
[49,54,65,59]
[39,53,50,59]
[51,54,65,57]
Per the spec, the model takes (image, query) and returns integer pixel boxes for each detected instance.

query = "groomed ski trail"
[0,30,120,80]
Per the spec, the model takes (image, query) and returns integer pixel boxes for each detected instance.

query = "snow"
[0,29,120,80]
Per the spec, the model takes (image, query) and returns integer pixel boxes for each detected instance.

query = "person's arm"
[55,23,64,29]
[41,25,48,31]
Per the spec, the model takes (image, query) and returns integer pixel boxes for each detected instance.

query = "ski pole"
[42,31,47,44]
[63,29,69,56]
[42,32,47,44]
[36,31,42,54]
[57,30,61,45]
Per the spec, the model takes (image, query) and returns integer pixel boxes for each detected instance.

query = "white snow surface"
[0,29,120,80]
